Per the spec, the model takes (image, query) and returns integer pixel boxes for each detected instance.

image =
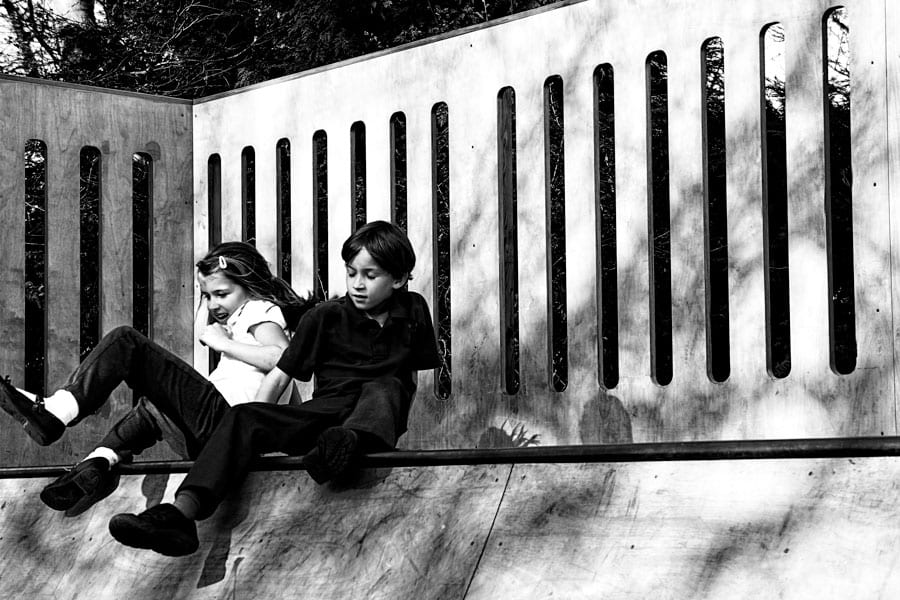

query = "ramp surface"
[1,458,899,599]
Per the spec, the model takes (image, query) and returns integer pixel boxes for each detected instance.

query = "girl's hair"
[197,242,317,329]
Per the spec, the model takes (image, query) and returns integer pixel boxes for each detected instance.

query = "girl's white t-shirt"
[207,299,291,406]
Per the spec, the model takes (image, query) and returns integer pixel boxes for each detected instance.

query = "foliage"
[2,0,558,98]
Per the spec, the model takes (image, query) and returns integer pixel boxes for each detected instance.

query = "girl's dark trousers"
[62,325,231,460]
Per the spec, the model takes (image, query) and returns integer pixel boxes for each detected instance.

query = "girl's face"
[345,247,407,316]
[198,270,250,322]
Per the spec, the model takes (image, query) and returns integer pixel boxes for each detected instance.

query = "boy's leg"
[303,376,410,483]
[342,375,410,449]
[109,399,354,555]
[178,401,352,517]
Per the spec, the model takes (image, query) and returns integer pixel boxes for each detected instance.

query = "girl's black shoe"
[0,376,64,446]
[108,503,199,557]
[40,457,120,517]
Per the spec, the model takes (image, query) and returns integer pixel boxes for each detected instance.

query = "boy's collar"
[343,289,411,325]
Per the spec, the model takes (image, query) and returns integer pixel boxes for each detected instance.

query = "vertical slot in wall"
[132,152,152,338]
[390,112,408,231]
[544,75,568,392]
[432,102,452,399]
[276,138,292,284]
[824,7,855,374]
[313,131,329,298]
[593,64,619,390]
[351,121,367,231]
[646,52,673,386]
[702,37,731,383]
[79,146,101,360]
[24,140,47,394]
[761,23,791,378]
[241,146,256,245]
[498,86,520,395]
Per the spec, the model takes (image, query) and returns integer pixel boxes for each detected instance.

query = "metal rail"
[2,435,900,479]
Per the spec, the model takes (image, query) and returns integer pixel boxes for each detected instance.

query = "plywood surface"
[2,457,899,599]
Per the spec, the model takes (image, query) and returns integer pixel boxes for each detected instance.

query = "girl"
[0,241,314,517]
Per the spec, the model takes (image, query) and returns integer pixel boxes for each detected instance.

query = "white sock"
[82,447,120,468]
[42,390,79,426]
[17,388,37,402]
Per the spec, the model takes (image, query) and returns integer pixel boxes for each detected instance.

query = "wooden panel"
[2,458,899,599]
[612,50,654,434]
[289,129,315,295]
[327,119,352,295]
[0,465,509,599]
[470,458,900,599]
[885,0,900,431]
[186,0,895,448]
[562,65,602,444]
[723,21,768,411]
[44,140,82,464]
[0,92,27,421]
[220,147,243,242]
[402,104,441,446]
[447,80,503,424]
[515,80,550,421]
[667,35,718,435]
[0,78,192,466]
[364,114,393,223]
[254,138,279,264]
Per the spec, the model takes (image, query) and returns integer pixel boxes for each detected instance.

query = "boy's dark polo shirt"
[277,289,440,401]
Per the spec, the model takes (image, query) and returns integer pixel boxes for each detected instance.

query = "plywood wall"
[0,77,193,465]
[0,0,896,466]
[192,0,898,450]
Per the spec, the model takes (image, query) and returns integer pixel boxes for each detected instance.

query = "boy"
[107,220,441,556]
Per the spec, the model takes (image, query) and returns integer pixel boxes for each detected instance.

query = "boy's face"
[345,247,407,315]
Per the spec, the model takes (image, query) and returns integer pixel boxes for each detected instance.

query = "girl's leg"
[63,326,230,449]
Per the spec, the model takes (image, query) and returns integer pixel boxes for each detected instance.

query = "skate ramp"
[2,456,900,599]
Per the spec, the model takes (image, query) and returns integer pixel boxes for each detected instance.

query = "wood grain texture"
[0,464,509,599]
[1,458,899,599]
[1,0,895,465]
[187,0,896,450]
[0,79,192,465]
[470,458,900,599]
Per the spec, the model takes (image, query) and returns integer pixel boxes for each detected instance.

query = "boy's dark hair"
[341,220,416,280]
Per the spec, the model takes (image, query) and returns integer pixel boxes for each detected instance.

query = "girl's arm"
[200,321,288,371]
[254,366,292,404]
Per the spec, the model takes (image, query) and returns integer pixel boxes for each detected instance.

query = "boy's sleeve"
[411,295,441,371]
[276,308,320,381]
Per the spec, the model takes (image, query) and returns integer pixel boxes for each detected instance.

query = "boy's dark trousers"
[178,375,410,520]
[62,325,231,459]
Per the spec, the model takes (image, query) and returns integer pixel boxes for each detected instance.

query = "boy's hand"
[200,323,232,351]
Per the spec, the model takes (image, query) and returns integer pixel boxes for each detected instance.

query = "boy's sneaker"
[301,426,359,484]
[0,376,64,446]
[40,457,120,517]
[108,503,199,557]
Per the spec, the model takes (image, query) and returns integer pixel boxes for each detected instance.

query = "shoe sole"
[40,459,118,515]
[310,427,358,483]
[109,513,198,557]
[0,381,61,446]
[64,475,119,518]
